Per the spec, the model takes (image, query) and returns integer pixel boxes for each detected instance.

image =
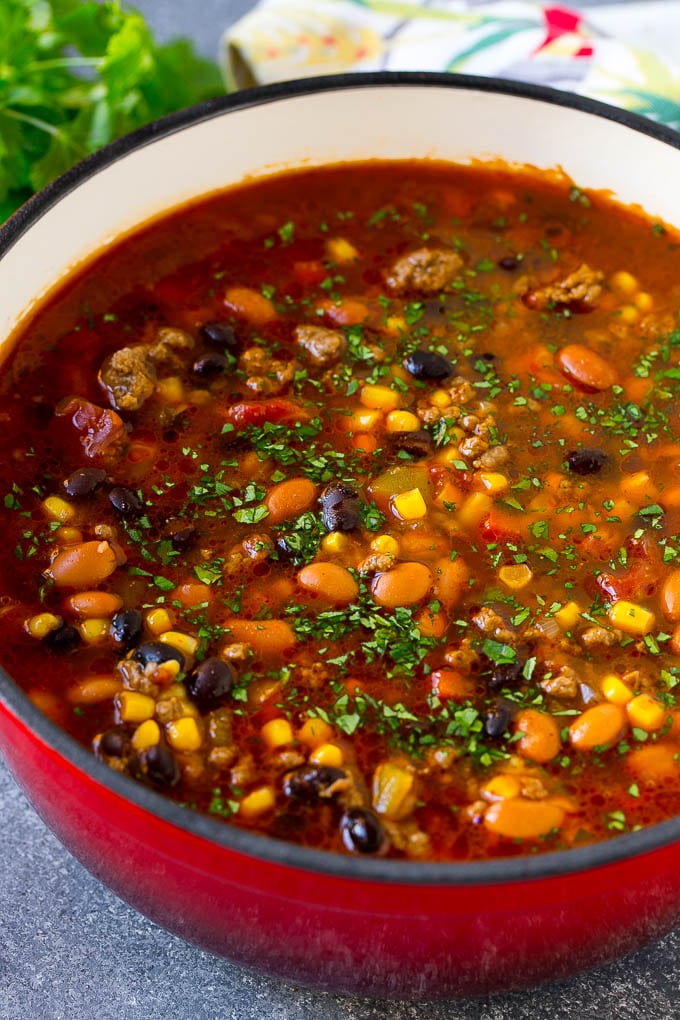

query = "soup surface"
[3,161,680,861]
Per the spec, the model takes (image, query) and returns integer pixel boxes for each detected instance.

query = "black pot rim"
[3,70,680,888]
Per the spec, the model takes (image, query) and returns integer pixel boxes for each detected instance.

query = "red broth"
[2,161,680,861]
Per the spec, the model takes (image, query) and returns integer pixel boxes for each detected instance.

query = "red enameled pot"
[3,74,680,999]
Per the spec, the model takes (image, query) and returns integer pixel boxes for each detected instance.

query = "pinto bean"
[432,556,469,608]
[514,709,561,763]
[660,569,680,622]
[371,562,433,608]
[48,541,124,588]
[556,344,617,392]
[224,286,277,325]
[65,591,123,618]
[266,477,317,524]
[627,743,680,783]
[569,703,627,751]
[67,677,122,704]
[484,798,565,839]
[297,563,358,604]
[225,619,297,657]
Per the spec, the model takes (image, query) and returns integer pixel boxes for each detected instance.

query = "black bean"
[185,657,234,711]
[193,353,230,378]
[99,726,131,759]
[200,321,238,350]
[485,701,513,738]
[390,429,433,459]
[487,659,525,691]
[109,486,143,517]
[340,808,387,855]
[132,641,186,670]
[164,518,198,550]
[403,350,454,381]
[64,467,106,498]
[498,255,520,271]
[45,623,81,651]
[110,609,143,648]
[320,483,361,533]
[140,744,180,788]
[566,448,609,476]
[283,765,346,802]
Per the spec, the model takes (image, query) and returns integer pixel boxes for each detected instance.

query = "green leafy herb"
[0,0,223,221]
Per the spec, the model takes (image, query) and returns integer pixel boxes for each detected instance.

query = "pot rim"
[3,69,680,887]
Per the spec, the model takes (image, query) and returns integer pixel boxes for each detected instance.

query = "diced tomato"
[479,510,522,545]
[55,397,125,458]
[226,399,310,429]
[293,260,326,285]
[595,534,661,601]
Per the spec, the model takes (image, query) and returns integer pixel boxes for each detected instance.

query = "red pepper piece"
[226,399,309,429]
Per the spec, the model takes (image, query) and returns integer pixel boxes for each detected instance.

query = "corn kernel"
[156,376,184,404]
[457,492,493,529]
[42,496,76,523]
[25,613,62,639]
[238,785,275,818]
[347,408,381,432]
[627,693,666,732]
[384,315,406,335]
[370,534,399,557]
[498,564,533,590]
[131,719,160,751]
[610,270,639,296]
[481,775,521,802]
[326,237,359,263]
[360,384,400,411]
[146,608,174,635]
[619,305,639,325]
[391,487,427,521]
[187,388,211,405]
[261,717,294,749]
[435,430,465,456]
[602,673,634,706]
[78,617,110,643]
[390,364,410,382]
[167,716,202,751]
[54,526,83,545]
[385,410,421,433]
[309,743,344,768]
[158,631,198,657]
[635,291,654,312]
[475,472,509,495]
[117,691,155,723]
[298,717,334,748]
[555,601,582,629]
[321,532,349,555]
[155,660,182,685]
[430,389,451,409]
[608,600,655,636]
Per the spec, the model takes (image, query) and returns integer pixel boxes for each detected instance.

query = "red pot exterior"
[2,697,680,999]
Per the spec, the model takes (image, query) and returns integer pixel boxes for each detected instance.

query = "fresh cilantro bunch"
[0,0,224,221]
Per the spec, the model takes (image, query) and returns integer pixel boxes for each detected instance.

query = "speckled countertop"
[3,2,680,1017]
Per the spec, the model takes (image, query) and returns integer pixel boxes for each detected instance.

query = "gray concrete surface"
[3,1,680,1017]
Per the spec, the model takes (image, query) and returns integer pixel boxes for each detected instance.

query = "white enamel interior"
[3,83,680,344]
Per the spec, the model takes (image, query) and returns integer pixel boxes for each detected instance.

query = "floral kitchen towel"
[222,0,680,130]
